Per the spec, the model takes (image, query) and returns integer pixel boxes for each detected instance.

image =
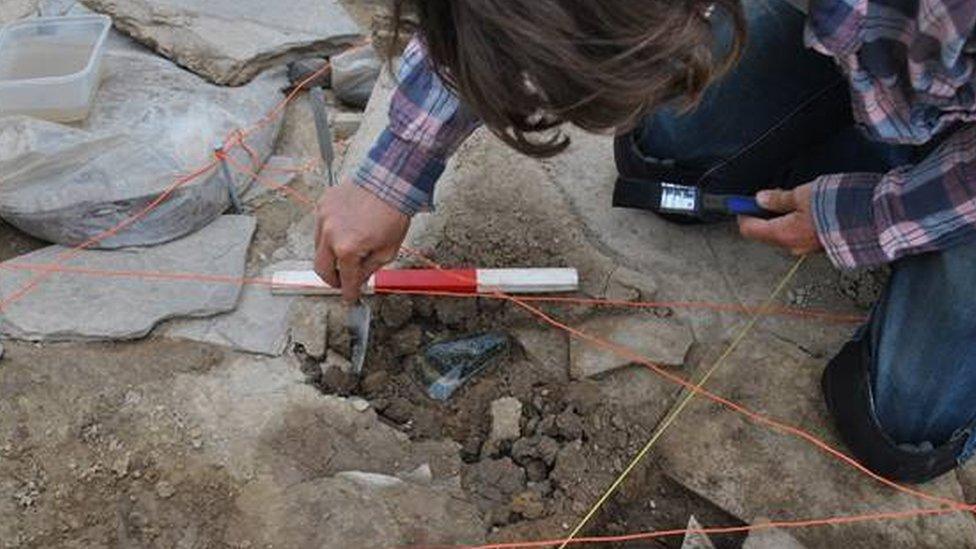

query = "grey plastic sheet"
[0,34,286,248]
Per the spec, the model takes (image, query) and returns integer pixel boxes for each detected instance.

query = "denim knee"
[869,239,976,464]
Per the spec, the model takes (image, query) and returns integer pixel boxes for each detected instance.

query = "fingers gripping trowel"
[308,85,371,375]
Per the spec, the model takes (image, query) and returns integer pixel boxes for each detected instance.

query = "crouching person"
[313,0,976,482]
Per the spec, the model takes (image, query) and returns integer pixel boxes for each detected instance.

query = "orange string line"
[1,46,965,548]
[414,506,968,549]
[400,251,970,512]
[222,154,318,208]
[0,261,862,324]
[476,293,865,323]
[0,161,218,312]
[0,60,333,312]
[224,148,971,513]
[392,253,976,547]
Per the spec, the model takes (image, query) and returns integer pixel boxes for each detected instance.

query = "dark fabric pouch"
[612,131,714,223]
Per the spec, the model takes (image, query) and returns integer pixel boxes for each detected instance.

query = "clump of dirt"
[787,266,891,311]
[837,268,889,310]
[302,293,745,546]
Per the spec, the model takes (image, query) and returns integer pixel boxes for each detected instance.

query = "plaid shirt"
[351,38,480,215]
[353,0,976,269]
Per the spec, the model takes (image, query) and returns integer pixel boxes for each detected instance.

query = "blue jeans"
[870,248,976,462]
[620,0,976,472]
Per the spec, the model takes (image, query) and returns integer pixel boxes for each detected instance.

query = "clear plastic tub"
[0,15,112,122]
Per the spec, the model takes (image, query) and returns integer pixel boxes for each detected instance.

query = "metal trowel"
[308,84,371,375]
[344,300,372,376]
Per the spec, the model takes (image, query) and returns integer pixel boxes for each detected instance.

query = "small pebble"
[112,454,130,478]
[349,397,371,412]
[155,480,176,499]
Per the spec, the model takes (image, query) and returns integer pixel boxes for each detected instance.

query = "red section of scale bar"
[374,268,479,294]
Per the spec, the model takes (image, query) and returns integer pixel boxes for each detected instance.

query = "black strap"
[612,177,661,211]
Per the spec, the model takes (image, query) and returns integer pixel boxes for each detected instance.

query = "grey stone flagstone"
[81,0,362,86]
[570,315,694,379]
[164,260,308,356]
[0,216,255,341]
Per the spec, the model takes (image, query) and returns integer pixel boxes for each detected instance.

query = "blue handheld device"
[613,179,780,220]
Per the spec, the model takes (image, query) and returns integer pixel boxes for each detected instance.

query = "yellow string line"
[557,255,808,549]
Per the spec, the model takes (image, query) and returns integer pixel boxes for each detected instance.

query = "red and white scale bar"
[271,268,579,295]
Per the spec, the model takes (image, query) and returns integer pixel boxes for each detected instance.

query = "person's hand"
[314,182,411,303]
[737,184,822,256]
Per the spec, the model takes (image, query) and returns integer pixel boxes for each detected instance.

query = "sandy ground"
[3,2,976,548]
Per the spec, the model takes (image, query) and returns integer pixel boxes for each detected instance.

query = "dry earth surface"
[2,2,976,548]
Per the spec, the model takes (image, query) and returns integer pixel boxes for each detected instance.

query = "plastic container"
[0,15,112,122]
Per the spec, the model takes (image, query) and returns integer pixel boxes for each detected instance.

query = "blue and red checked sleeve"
[812,125,976,269]
[804,0,976,269]
[351,37,481,215]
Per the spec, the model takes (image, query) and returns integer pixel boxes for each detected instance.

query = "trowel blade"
[345,300,371,376]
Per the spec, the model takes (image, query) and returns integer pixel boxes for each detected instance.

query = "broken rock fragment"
[486,397,523,455]
[570,315,694,379]
[332,45,382,108]
[511,490,546,520]
[511,435,560,468]
[681,515,716,549]
[289,298,332,358]
[462,458,526,526]
[0,216,255,341]
[166,260,307,356]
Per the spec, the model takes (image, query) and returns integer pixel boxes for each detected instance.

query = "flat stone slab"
[165,260,306,356]
[743,521,805,549]
[0,215,255,341]
[570,315,694,379]
[82,0,362,86]
[656,331,976,546]
[0,35,285,248]
[512,324,570,382]
[0,0,36,22]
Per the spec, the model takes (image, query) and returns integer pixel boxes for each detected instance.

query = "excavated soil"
[305,291,747,547]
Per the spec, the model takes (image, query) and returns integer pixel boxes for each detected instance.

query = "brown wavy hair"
[389,0,746,157]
